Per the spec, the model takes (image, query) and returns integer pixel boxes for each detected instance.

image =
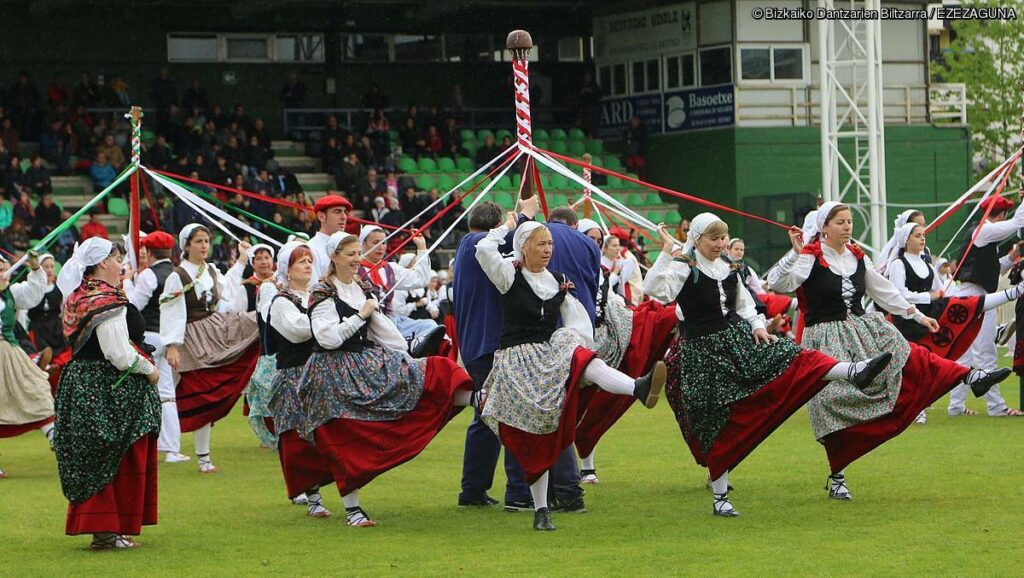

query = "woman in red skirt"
[300,231,477,527]
[766,202,1011,500]
[53,238,161,549]
[160,224,259,473]
[476,215,666,531]
[261,240,335,518]
[645,214,891,517]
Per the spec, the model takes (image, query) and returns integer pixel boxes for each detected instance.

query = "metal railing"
[929,83,968,125]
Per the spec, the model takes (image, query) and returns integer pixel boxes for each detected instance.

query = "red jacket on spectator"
[81,220,109,240]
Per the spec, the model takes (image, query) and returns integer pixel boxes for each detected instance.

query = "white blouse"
[644,251,766,332]
[262,283,313,344]
[885,252,941,305]
[159,260,246,347]
[0,267,47,336]
[309,278,407,352]
[95,308,156,375]
[766,244,917,319]
[476,224,595,348]
[124,258,171,314]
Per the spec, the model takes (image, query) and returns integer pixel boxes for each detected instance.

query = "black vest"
[75,305,149,361]
[246,283,259,313]
[141,260,174,332]
[27,285,62,324]
[723,257,768,316]
[310,297,374,353]
[891,255,937,342]
[954,229,1000,292]
[677,265,742,339]
[801,255,867,327]
[499,268,570,349]
[899,254,934,293]
[595,270,612,328]
[265,293,315,370]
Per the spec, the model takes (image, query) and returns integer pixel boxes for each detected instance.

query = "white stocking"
[194,423,212,456]
[982,283,1024,311]
[582,358,635,396]
[580,451,595,471]
[342,490,360,509]
[824,361,864,381]
[454,389,472,406]
[530,471,550,511]
[711,471,730,494]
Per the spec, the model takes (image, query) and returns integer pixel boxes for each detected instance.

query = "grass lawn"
[2,376,1022,577]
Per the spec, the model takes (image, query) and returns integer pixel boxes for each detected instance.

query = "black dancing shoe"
[458,494,499,507]
[550,496,586,514]
[969,368,1012,398]
[410,325,447,358]
[848,352,893,389]
[503,500,535,513]
[712,493,740,517]
[633,361,667,409]
[533,507,556,531]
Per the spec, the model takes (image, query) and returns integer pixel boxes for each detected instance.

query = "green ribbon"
[157,172,300,239]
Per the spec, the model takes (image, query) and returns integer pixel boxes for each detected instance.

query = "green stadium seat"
[608,176,624,188]
[646,193,662,205]
[533,129,550,141]
[462,142,477,156]
[398,157,418,172]
[388,130,399,142]
[539,174,551,188]
[585,139,604,155]
[549,141,569,155]
[603,156,624,171]
[456,156,474,172]
[492,175,513,191]
[477,129,494,142]
[587,155,603,168]
[495,129,512,142]
[417,175,437,190]
[647,210,663,223]
[568,141,587,156]
[460,129,476,142]
[568,128,586,141]
[418,157,437,172]
[19,159,30,172]
[108,197,129,217]
[626,175,644,189]
[437,174,456,191]
[550,174,569,190]
[532,139,549,152]
[550,128,567,141]
[627,193,645,207]
[493,192,514,208]
[665,211,682,225]
[437,157,456,172]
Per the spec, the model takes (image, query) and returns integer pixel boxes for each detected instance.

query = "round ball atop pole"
[506,29,533,60]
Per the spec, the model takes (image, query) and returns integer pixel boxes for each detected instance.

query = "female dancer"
[300,231,477,528]
[27,254,67,356]
[476,214,666,531]
[0,252,54,479]
[160,224,259,473]
[766,202,1011,499]
[574,227,677,485]
[876,209,930,273]
[245,244,280,449]
[261,241,335,518]
[53,238,161,549]
[645,213,891,517]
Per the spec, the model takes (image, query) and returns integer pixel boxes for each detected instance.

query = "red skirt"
[48,349,73,396]
[763,292,794,334]
[0,415,54,438]
[176,343,260,433]
[914,296,985,361]
[575,301,677,459]
[314,356,472,496]
[683,349,835,479]
[264,418,334,499]
[499,347,597,485]
[822,343,970,473]
[65,434,158,536]
[436,313,459,363]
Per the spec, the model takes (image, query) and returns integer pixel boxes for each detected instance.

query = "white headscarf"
[326,231,358,256]
[249,243,275,261]
[877,209,922,270]
[178,223,208,250]
[56,237,114,300]
[681,212,724,255]
[893,222,921,254]
[812,201,843,242]
[275,240,310,284]
[512,221,546,264]
[801,209,819,244]
[577,218,603,235]
[359,225,384,246]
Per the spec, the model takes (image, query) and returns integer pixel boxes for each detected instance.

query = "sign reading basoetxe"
[593,2,696,60]
[663,85,735,133]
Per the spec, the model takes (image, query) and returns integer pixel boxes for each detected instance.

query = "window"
[665,53,696,90]
[226,37,270,61]
[558,37,585,62]
[394,35,443,62]
[340,34,389,62]
[699,45,732,86]
[738,45,808,83]
[275,35,325,63]
[167,35,218,62]
[598,63,628,97]
[630,58,660,94]
[445,33,494,62]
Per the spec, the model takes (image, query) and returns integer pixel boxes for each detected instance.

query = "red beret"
[608,226,631,243]
[140,231,175,250]
[313,194,353,213]
[980,195,1013,214]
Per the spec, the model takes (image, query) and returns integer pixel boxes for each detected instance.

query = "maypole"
[507,29,548,218]
[581,152,593,219]
[124,105,143,266]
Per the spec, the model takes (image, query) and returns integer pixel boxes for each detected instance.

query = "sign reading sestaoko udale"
[593,3,696,61]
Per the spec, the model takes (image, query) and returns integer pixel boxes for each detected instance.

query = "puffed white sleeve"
[617,259,636,296]
[560,293,595,349]
[10,266,47,309]
[975,202,1024,247]
[215,263,247,313]
[268,295,312,343]
[475,225,516,294]
[746,266,766,296]
[391,289,417,316]
[734,281,767,332]
[885,259,931,305]
[159,271,187,347]
[311,298,360,350]
[257,281,277,320]
[96,309,155,375]
[642,252,690,303]
[125,269,156,311]
[366,311,409,352]
[863,256,916,319]
[765,250,814,293]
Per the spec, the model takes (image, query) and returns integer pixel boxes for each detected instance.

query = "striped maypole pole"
[581,152,593,219]
[124,106,143,266]
[507,29,547,216]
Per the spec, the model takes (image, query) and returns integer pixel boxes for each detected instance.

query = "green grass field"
[3,377,1022,577]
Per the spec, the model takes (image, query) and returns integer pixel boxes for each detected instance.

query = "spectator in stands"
[210,155,232,186]
[145,135,174,171]
[1,155,20,200]
[280,71,307,128]
[475,134,500,168]
[623,114,647,179]
[403,105,422,127]
[150,67,178,131]
[103,75,132,107]
[676,218,690,243]
[72,73,99,108]
[425,125,443,156]
[385,171,399,196]
[355,135,376,169]
[52,210,79,262]
[356,168,386,210]
[192,153,210,181]
[250,168,273,196]
[370,196,389,223]
[47,73,70,108]
[577,72,603,136]
[68,104,95,147]
[33,193,61,238]
[0,195,12,232]
[363,82,389,111]
[444,140,468,161]
[425,105,443,133]
[338,152,364,194]
[367,108,390,159]
[229,103,252,132]
[498,135,513,156]
[219,120,246,148]
[182,77,210,111]
[207,103,226,129]
[321,137,343,180]
[0,117,19,152]
[0,139,10,180]
[80,209,109,240]
[243,135,268,177]
[97,133,126,171]
[90,151,116,192]
[4,218,30,252]
[223,135,244,171]
[400,117,423,156]
[40,120,71,173]
[7,71,41,139]
[323,114,348,145]
[448,84,465,122]
[23,154,52,196]
[440,117,460,148]
[13,189,34,223]
[251,118,270,152]
[339,132,357,158]
[400,186,424,224]
[381,195,406,231]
